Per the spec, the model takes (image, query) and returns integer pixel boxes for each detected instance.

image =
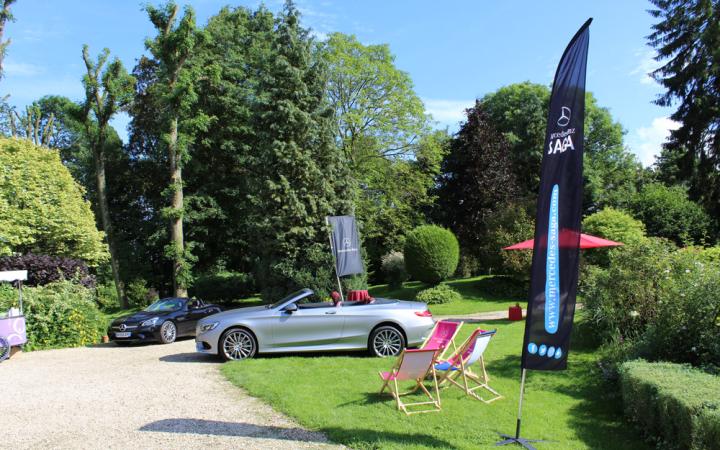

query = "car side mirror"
[283,303,298,313]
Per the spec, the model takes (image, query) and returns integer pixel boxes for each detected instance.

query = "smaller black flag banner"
[327,215,364,277]
[521,19,591,371]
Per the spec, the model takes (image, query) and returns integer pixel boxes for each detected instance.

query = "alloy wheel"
[160,321,176,344]
[222,329,256,360]
[373,327,403,357]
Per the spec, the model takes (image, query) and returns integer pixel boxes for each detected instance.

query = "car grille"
[111,325,138,330]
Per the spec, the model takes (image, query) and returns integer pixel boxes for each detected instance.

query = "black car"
[108,298,221,345]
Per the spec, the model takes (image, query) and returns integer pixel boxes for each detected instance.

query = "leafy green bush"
[126,278,156,308]
[619,360,720,450]
[581,238,676,342]
[482,204,535,280]
[381,251,408,288]
[416,284,461,305]
[96,283,119,309]
[582,207,647,266]
[189,271,255,304]
[0,281,105,350]
[404,225,459,284]
[630,183,712,246]
[639,250,720,369]
[582,239,720,373]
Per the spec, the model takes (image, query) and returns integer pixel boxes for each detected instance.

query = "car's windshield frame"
[144,298,186,313]
[267,289,310,309]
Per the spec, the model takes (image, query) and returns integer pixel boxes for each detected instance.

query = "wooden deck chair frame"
[437,329,502,404]
[420,320,464,360]
[378,348,442,415]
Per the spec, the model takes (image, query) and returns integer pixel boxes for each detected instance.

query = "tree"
[434,102,520,263]
[582,207,647,266]
[244,2,352,299]
[323,33,428,168]
[144,1,206,297]
[0,137,107,264]
[81,45,135,308]
[479,82,642,213]
[630,183,712,245]
[0,0,16,79]
[322,33,440,276]
[648,0,720,220]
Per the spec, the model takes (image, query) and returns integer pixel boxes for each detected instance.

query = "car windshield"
[144,299,185,313]
[267,290,307,309]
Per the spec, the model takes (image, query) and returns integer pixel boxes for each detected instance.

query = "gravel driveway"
[1,339,341,449]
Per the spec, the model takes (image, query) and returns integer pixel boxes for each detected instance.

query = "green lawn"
[221,317,647,449]
[370,275,526,316]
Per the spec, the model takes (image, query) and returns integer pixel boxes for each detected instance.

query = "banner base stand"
[495,433,549,450]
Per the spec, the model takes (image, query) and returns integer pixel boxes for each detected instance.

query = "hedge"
[619,360,720,450]
[0,253,95,288]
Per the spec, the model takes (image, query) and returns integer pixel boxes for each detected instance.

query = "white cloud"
[4,61,44,77]
[627,117,680,167]
[423,99,472,129]
[630,49,661,86]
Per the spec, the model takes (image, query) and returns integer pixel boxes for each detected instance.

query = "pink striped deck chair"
[420,320,464,360]
[435,328,502,403]
[378,348,441,415]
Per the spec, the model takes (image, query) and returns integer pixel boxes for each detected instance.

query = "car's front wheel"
[220,328,257,361]
[159,320,177,344]
[369,325,405,357]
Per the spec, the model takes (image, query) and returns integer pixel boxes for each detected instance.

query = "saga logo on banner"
[548,106,575,155]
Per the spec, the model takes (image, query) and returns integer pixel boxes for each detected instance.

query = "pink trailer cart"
[0,270,28,362]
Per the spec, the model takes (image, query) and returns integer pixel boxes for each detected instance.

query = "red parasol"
[502,232,623,250]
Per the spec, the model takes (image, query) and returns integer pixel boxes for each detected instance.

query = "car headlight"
[141,317,159,327]
[199,321,219,333]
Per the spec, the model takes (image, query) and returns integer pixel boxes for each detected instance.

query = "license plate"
[115,332,131,338]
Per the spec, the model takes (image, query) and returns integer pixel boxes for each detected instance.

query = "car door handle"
[325,311,336,315]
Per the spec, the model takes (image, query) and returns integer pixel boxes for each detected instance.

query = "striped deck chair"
[420,320,464,360]
[435,329,502,403]
[379,348,442,415]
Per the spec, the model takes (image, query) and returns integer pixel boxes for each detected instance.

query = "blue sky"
[3,0,674,166]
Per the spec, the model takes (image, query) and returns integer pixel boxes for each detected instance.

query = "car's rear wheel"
[370,325,405,357]
[220,328,257,361]
[159,320,177,344]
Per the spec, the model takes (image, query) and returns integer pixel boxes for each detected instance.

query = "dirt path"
[1,339,341,449]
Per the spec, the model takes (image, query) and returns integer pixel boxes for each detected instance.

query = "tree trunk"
[169,116,187,297]
[94,142,128,308]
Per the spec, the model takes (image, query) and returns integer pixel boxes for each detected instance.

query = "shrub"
[481,203,534,280]
[582,207,647,266]
[638,250,720,369]
[189,271,255,304]
[381,251,408,288]
[619,360,720,450]
[581,238,676,342]
[0,253,95,288]
[404,225,459,284]
[0,280,105,350]
[582,239,720,373]
[630,183,712,246]
[455,253,480,278]
[96,283,119,309]
[416,284,461,305]
[126,278,157,308]
[0,138,108,265]
[342,273,368,291]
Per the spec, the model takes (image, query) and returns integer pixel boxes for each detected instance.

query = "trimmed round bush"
[404,225,459,284]
[381,251,408,288]
[416,284,461,305]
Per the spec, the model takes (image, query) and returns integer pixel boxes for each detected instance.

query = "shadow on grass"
[139,418,454,448]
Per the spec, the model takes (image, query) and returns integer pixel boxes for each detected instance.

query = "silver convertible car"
[195,288,435,360]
